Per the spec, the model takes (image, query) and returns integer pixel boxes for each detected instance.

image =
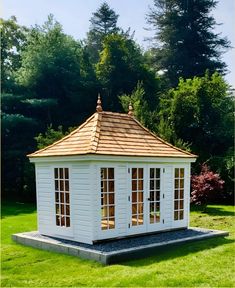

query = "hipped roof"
[28,111,196,158]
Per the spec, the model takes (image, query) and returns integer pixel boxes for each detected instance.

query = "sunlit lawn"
[1,202,235,287]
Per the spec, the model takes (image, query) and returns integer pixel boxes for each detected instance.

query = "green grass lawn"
[1,203,235,287]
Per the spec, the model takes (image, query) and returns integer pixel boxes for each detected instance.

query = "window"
[101,168,115,230]
[54,168,70,227]
[131,168,144,226]
[149,168,161,224]
[174,168,184,220]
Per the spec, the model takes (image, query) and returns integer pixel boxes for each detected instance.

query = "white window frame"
[97,165,118,238]
[51,165,73,237]
[172,164,188,228]
[128,164,147,235]
[147,165,166,232]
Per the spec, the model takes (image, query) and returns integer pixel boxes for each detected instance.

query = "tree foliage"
[191,164,225,207]
[1,4,233,204]
[119,82,151,127]
[90,2,119,35]
[160,72,234,160]
[1,16,98,201]
[17,16,80,101]
[16,15,98,127]
[35,125,75,149]
[147,0,230,87]
[96,34,160,111]
[0,16,28,92]
[86,2,120,63]
[2,111,39,201]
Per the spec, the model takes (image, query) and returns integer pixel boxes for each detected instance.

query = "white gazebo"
[28,97,197,244]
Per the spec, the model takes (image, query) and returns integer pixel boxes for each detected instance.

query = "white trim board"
[30,154,197,164]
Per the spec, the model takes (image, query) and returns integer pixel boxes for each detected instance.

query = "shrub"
[191,164,224,207]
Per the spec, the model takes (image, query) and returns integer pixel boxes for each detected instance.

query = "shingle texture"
[28,111,196,158]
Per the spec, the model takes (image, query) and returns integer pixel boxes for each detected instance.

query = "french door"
[129,167,146,233]
[129,166,165,234]
[147,167,165,232]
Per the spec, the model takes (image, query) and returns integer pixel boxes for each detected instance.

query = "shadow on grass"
[1,202,36,219]
[190,205,235,216]
[123,236,234,267]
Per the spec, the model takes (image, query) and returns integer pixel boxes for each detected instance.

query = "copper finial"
[128,102,133,116]
[96,94,103,112]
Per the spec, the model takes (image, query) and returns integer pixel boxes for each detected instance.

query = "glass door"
[147,167,164,231]
[129,167,147,234]
[128,166,165,235]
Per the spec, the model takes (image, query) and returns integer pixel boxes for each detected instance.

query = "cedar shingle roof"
[28,111,196,158]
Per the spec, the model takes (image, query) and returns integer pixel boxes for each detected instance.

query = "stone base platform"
[12,228,228,265]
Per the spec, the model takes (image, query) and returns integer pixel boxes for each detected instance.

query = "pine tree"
[90,2,119,35]
[147,0,230,87]
[86,2,120,63]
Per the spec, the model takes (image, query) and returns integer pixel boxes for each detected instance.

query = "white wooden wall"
[116,164,129,237]
[36,164,54,235]
[71,163,93,244]
[35,162,94,244]
[162,165,174,229]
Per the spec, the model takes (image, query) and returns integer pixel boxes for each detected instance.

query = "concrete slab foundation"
[12,227,229,265]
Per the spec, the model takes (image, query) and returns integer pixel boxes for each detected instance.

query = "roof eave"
[28,153,197,163]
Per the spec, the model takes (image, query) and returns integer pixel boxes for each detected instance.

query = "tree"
[96,34,160,111]
[158,72,234,196]
[119,82,151,127]
[2,112,39,201]
[86,2,120,63]
[0,16,28,92]
[168,72,233,160]
[1,91,43,201]
[17,15,81,101]
[147,0,230,87]
[191,164,224,208]
[16,15,97,127]
[1,15,99,202]
[90,2,119,35]
[35,125,75,149]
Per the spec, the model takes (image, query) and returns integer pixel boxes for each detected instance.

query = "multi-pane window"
[101,168,115,230]
[174,168,184,220]
[54,168,70,227]
[149,168,161,224]
[131,168,144,226]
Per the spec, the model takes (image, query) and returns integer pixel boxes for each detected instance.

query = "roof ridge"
[27,112,97,157]
[131,117,197,157]
[101,111,131,117]
[89,112,102,153]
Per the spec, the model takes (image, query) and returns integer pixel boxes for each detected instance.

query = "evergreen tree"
[96,34,160,112]
[0,16,28,92]
[86,2,120,63]
[147,0,230,87]
[90,2,119,34]
[2,108,39,201]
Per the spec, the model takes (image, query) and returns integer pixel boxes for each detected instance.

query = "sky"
[2,0,235,88]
